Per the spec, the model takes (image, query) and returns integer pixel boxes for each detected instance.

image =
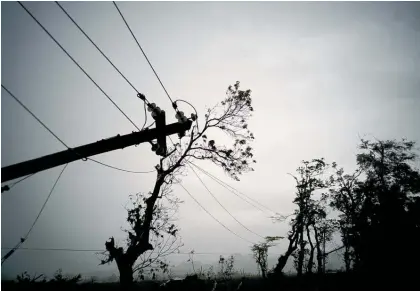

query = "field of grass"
[3,272,418,291]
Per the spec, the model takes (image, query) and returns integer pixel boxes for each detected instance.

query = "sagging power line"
[1,173,36,193]
[1,247,290,256]
[2,164,68,265]
[178,183,255,245]
[189,162,282,216]
[189,165,265,240]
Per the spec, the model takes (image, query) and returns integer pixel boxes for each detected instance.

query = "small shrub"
[16,271,46,283]
[50,269,82,284]
[218,255,235,281]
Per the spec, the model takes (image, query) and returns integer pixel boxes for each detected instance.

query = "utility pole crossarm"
[1,120,192,183]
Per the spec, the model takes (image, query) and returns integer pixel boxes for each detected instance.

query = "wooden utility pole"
[1,118,192,183]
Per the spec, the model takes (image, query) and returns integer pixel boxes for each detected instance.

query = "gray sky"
[1,1,420,279]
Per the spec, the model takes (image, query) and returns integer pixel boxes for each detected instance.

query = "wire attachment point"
[137,93,146,101]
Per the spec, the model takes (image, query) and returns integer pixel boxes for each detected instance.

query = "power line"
[178,183,255,245]
[26,164,68,239]
[112,1,199,149]
[2,85,69,149]
[175,99,198,118]
[18,1,141,131]
[189,162,267,214]
[192,162,294,221]
[324,245,346,256]
[189,162,279,215]
[166,137,257,245]
[1,247,103,253]
[88,158,154,174]
[141,102,148,130]
[175,99,200,131]
[1,247,286,256]
[2,164,68,265]
[55,1,145,98]
[2,173,36,193]
[189,165,265,239]
[55,1,150,131]
[112,1,178,112]
[2,85,155,175]
[169,132,280,243]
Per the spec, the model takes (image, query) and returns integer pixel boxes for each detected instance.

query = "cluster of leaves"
[125,190,181,248]
[172,81,257,181]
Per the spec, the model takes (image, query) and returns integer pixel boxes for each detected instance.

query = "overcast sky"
[1,1,420,279]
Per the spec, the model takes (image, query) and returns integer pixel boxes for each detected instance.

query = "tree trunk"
[257,252,267,279]
[274,231,298,274]
[104,176,165,288]
[306,225,315,274]
[313,226,323,275]
[341,226,351,272]
[322,231,326,273]
[117,261,134,287]
[275,252,292,274]
[261,267,267,279]
[344,245,351,272]
[297,228,305,277]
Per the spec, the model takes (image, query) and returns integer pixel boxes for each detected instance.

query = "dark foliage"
[273,138,420,282]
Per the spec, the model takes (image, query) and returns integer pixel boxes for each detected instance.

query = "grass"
[2,272,419,291]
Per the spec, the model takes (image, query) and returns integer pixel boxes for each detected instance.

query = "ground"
[2,272,418,291]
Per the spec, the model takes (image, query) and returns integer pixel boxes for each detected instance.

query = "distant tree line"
[271,138,420,279]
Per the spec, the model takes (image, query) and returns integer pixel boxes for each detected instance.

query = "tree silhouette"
[273,219,299,274]
[328,138,420,279]
[251,237,281,279]
[102,82,256,286]
[274,159,329,276]
[100,187,182,283]
[291,159,329,276]
[329,163,363,271]
[313,218,337,274]
[354,138,420,277]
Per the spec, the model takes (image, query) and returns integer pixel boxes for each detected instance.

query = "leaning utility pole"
[1,105,192,183]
